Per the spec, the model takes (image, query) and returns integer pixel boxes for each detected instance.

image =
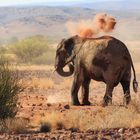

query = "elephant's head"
[55,35,83,77]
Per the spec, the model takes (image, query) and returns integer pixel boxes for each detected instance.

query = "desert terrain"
[0,58,139,139]
[0,1,140,139]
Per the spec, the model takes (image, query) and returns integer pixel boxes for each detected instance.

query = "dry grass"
[36,93,140,131]
[17,65,54,71]
[2,118,29,133]
[21,76,72,91]
[15,63,140,132]
[21,77,54,90]
[39,112,66,131]
[58,79,72,90]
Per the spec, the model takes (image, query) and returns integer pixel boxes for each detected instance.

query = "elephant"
[55,35,138,106]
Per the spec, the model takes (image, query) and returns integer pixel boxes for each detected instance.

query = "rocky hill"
[0,6,139,43]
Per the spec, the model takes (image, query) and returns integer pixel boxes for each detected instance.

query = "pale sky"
[0,0,120,6]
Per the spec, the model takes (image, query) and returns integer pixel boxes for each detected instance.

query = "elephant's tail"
[131,58,138,93]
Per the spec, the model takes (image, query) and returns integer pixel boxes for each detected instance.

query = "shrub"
[10,35,48,63]
[0,118,28,133]
[0,57,22,121]
[31,49,55,65]
[56,122,65,130]
[0,46,7,54]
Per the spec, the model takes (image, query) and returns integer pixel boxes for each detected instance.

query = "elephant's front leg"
[81,78,91,105]
[71,65,84,106]
[71,76,81,105]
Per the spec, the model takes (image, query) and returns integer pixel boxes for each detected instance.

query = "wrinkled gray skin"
[55,35,138,106]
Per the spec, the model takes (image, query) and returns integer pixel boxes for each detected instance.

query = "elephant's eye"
[56,51,61,55]
[57,51,64,57]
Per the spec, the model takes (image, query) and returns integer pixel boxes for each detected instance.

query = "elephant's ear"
[57,38,65,50]
[63,36,83,66]
[64,35,83,55]
[61,38,65,43]
[60,38,65,46]
[64,38,75,56]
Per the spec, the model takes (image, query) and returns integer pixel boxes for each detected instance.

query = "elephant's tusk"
[64,55,76,67]
[53,68,57,74]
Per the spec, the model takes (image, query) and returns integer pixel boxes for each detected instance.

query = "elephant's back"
[81,36,113,58]
[84,35,114,41]
[82,36,129,57]
[80,36,131,70]
[79,37,111,70]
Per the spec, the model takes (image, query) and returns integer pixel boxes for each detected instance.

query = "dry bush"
[38,110,94,131]
[55,122,65,130]
[91,107,140,130]
[40,112,65,131]
[129,92,140,113]
[1,118,28,133]
[65,110,89,131]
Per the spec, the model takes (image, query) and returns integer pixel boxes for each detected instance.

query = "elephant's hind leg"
[102,84,114,107]
[81,78,91,105]
[120,69,131,106]
[121,80,131,106]
[120,79,131,106]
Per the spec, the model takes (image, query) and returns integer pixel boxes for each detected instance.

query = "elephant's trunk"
[55,63,74,77]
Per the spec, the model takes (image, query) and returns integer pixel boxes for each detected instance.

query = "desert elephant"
[55,35,138,106]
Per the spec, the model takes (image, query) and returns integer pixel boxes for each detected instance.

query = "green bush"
[0,47,7,54]
[10,35,48,63]
[32,49,55,65]
[0,58,22,121]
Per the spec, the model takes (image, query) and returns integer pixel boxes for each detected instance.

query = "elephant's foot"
[102,100,108,107]
[102,95,112,107]
[81,100,91,106]
[123,94,131,106]
[71,100,81,106]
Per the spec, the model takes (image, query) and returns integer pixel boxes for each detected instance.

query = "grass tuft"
[40,122,51,132]
[0,118,28,134]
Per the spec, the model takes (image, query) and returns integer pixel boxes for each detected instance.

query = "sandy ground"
[0,63,140,140]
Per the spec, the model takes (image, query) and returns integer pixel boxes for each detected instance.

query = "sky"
[0,0,120,6]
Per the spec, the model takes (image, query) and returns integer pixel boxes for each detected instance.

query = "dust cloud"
[66,13,116,38]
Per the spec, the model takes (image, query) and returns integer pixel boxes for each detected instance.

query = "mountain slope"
[0,6,139,43]
[75,0,140,10]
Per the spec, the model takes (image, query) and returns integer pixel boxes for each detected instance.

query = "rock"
[112,134,121,139]
[60,109,65,112]
[38,103,42,106]
[20,105,23,108]
[131,128,137,134]
[101,137,108,140]
[69,128,79,132]
[64,104,70,109]
[118,128,124,133]
[47,103,51,107]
